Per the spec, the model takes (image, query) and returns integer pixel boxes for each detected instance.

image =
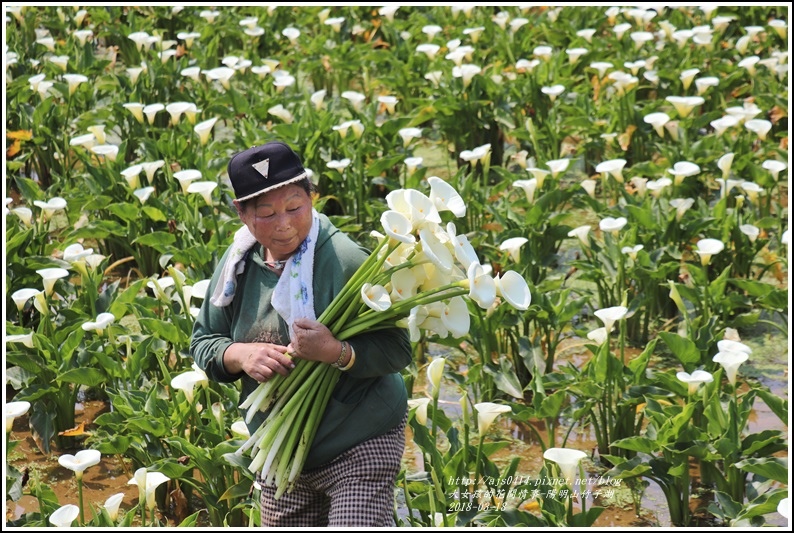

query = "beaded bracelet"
[339,343,356,372]
[331,340,348,368]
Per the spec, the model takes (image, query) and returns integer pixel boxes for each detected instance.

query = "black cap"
[228,141,308,201]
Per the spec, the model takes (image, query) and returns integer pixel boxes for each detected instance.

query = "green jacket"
[190,214,412,469]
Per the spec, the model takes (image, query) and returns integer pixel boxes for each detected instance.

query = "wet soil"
[5,334,789,528]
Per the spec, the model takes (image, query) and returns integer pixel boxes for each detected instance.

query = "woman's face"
[237,183,313,260]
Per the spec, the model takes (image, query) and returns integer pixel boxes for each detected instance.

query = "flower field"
[4,4,790,528]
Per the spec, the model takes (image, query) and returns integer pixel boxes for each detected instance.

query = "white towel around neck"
[210,209,319,336]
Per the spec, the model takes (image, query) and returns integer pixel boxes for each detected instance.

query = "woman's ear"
[233,199,244,218]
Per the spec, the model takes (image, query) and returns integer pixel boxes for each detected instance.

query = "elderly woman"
[190,141,412,527]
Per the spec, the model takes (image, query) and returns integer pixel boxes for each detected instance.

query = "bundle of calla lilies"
[234,179,532,498]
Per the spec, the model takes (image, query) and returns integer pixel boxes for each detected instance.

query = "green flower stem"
[402,477,416,526]
[210,206,223,260]
[240,359,315,422]
[473,435,485,508]
[317,237,393,325]
[702,263,711,325]
[286,366,338,488]
[80,268,98,318]
[250,362,341,498]
[77,475,85,526]
[619,313,627,368]
[139,486,147,527]
[727,391,742,501]
[430,394,440,453]
[203,386,222,436]
[430,466,448,526]
[337,284,470,339]
[271,404,307,490]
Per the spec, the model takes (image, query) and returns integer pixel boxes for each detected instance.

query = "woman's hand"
[288,318,343,365]
[223,342,294,383]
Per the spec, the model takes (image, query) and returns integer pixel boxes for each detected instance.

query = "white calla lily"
[744,118,772,140]
[495,271,531,310]
[514,178,538,203]
[466,262,497,309]
[694,238,725,266]
[426,357,446,399]
[103,493,124,521]
[717,339,752,355]
[407,398,431,425]
[665,95,704,118]
[568,225,591,246]
[594,305,628,333]
[449,230,480,271]
[599,216,627,235]
[361,283,392,312]
[187,181,218,206]
[474,402,512,438]
[546,158,570,179]
[644,111,670,137]
[596,158,627,183]
[81,312,116,334]
[543,447,587,485]
[128,467,171,511]
[6,401,31,433]
[49,504,80,527]
[419,226,454,273]
[441,296,471,338]
[12,288,41,311]
[231,420,251,438]
[58,449,101,479]
[380,210,416,244]
[713,351,749,386]
[389,269,419,301]
[668,161,700,185]
[677,369,714,394]
[427,176,466,217]
[499,237,528,263]
[669,198,695,221]
[587,327,609,345]
[36,268,70,296]
[170,365,209,403]
[405,305,430,342]
[6,332,35,348]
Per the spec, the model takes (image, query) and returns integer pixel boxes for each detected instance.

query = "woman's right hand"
[223,342,295,382]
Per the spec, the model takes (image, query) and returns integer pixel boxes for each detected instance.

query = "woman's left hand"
[288,318,342,365]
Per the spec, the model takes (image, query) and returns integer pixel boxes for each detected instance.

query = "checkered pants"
[257,412,407,527]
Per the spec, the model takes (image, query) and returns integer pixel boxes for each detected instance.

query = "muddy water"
[401,335,789,528]
[5,401,141,524]
[6,334,789,527]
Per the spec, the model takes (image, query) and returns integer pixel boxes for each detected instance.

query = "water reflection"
[404,337,789,527]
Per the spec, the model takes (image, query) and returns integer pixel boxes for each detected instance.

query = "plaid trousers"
[257,412,407,527]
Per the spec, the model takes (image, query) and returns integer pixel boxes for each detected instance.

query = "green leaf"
[658,331,701,367]
[483,359,524,399]
[138,317,184,344]
[177,512,203,527]
[218,479,254,502]
[611,436,659,454]
[754,388,788,424]
[569,506,605,527]
[58,367,107,387]
[12,176,45,202]
[126,416,169,437]
[107,202,142,223]
[132,231,177,248]
[142,205,167,222]
[91,433,132,454]
[733,488,789,523]
[728,278,773,297]
[734,457,788,483]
